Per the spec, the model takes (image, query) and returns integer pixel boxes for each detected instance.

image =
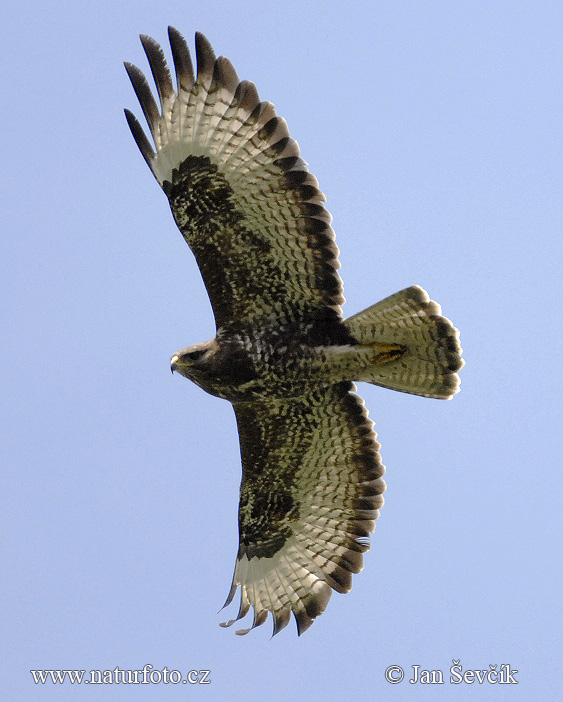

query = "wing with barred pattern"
[125,28,343,329]
[221,382,386,636]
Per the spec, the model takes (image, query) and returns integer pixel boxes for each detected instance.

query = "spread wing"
[221,382,386,636]
[125,28,344,329]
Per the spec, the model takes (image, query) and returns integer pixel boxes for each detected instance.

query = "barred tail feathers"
[345,286,463,399]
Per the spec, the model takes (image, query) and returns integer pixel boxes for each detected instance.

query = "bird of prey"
[124,27,463,636]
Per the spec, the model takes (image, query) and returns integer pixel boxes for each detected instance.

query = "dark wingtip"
[294,608,314,636]
[124,108,155,168]
[194,31,216,82]
[232,80,260,112]
[214,56,240,94]
[220,574,238,610]
[123,61,159,133]
[139,33,174,106]
[271,608,291,637]
[168,25,195,91]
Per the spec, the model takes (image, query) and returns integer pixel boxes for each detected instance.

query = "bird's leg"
[360,343,406,365]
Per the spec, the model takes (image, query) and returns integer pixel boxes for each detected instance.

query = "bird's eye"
[188,349,205,361]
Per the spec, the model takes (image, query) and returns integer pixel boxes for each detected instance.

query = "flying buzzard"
[124,28,463,636]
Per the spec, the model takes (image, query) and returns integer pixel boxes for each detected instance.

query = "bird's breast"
[190,321,354,403]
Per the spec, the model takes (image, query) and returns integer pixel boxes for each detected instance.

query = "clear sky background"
[3,1,562,700]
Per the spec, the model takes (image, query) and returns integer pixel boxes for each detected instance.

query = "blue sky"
[3,1,562,699]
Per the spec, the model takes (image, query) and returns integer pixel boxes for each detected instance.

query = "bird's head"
[170,339,217,383]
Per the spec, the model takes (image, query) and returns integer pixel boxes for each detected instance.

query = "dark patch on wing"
[232,382,384,562]
[234,399,316,558]
[165,155,341,329]
[164,156,285,327]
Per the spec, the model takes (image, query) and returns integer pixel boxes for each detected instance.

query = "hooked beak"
[170,354,183,374]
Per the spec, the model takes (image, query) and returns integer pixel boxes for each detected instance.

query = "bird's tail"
[344,286,463,399]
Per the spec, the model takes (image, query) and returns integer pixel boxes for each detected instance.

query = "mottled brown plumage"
[125,27,463,636]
